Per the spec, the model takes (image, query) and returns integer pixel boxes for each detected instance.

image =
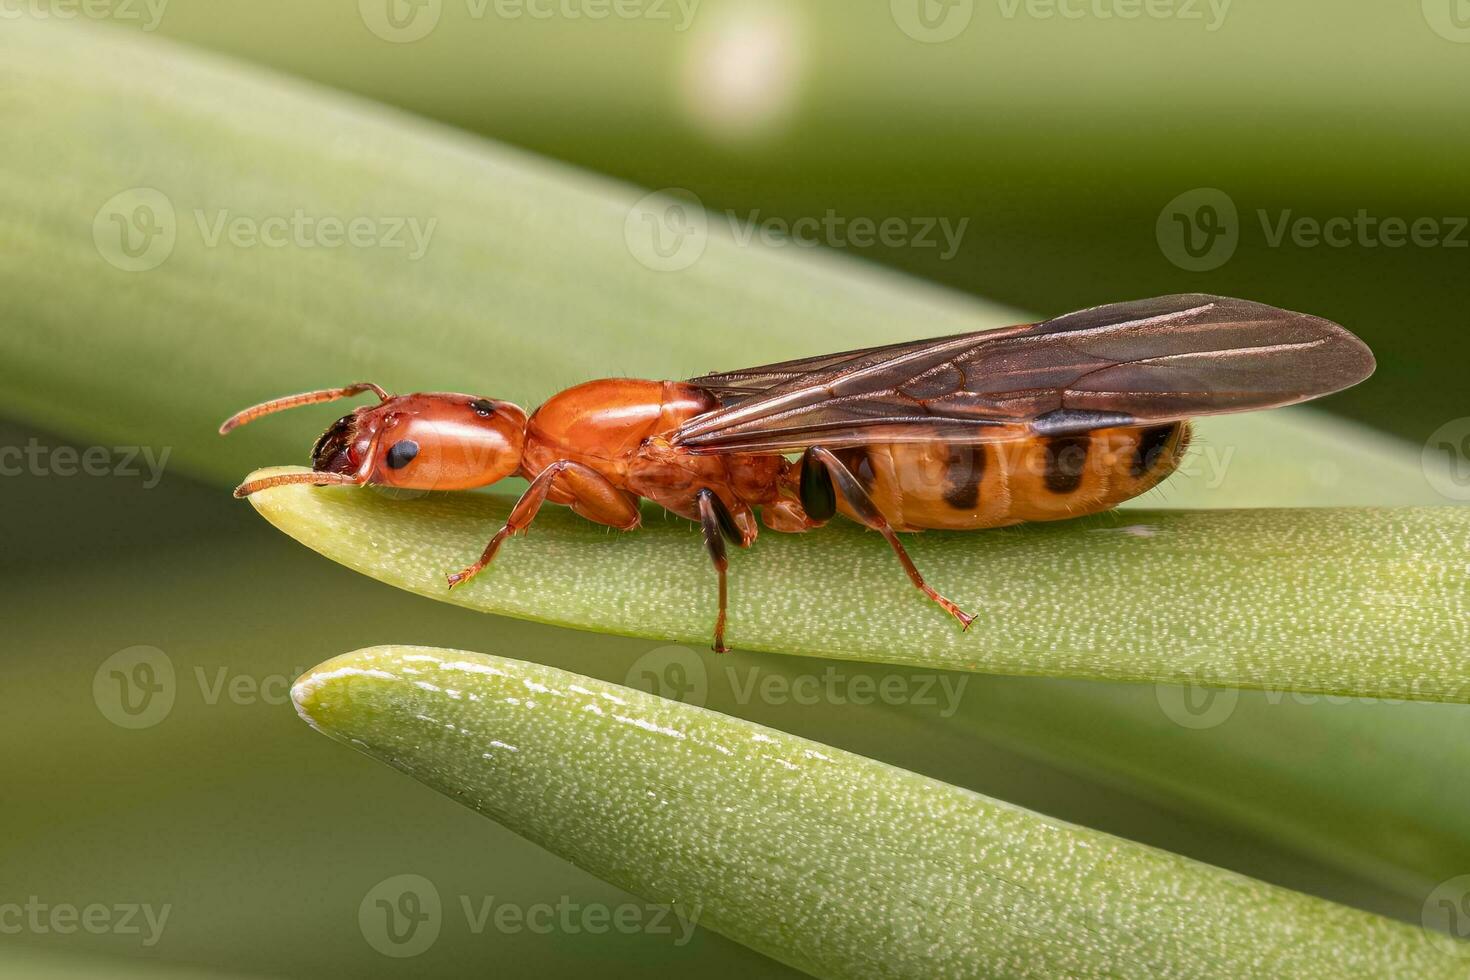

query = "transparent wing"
[677,294,1375,453]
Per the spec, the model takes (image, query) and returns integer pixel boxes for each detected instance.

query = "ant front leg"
[447,460,639,588]
[696,489,747,653]
[802,447,976,631]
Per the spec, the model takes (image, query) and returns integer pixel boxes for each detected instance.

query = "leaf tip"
[291,647,401,738]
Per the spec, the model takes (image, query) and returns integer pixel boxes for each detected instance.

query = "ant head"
[222,383,528,497]
[315,393,528,490]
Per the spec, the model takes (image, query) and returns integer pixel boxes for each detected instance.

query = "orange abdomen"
[835,423,1190,531]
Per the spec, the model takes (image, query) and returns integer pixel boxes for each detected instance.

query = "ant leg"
[447,460,638,588]
[696,489,744,653]
[803,447,975,630]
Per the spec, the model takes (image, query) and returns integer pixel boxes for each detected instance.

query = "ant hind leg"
[802,447,975,631]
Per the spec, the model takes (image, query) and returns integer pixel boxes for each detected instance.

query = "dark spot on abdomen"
[942,444,984,509]
[851,449,877,494]
[1044,435,1090,494]
[1132,424,1180,478]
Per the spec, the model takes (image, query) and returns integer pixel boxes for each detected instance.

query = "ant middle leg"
[696,488,747,653]
[802,447,975,630]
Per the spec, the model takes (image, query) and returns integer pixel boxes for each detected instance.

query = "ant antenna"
[232,471,362,498]
[219,382,390,435]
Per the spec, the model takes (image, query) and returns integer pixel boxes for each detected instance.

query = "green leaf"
[246,467,1470,701]
[292,645,1465,978]
[926,677,1470,907]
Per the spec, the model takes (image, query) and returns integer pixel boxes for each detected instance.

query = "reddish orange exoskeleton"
[222,294,1374,651]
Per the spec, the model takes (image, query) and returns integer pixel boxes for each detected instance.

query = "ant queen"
[223,294,1374,651]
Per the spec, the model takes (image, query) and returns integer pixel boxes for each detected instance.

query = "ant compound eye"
[470,399,496,418]
[385,439,420,469]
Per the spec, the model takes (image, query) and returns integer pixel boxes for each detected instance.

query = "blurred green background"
[143,0,1470,441]
[3,1,1470,976]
